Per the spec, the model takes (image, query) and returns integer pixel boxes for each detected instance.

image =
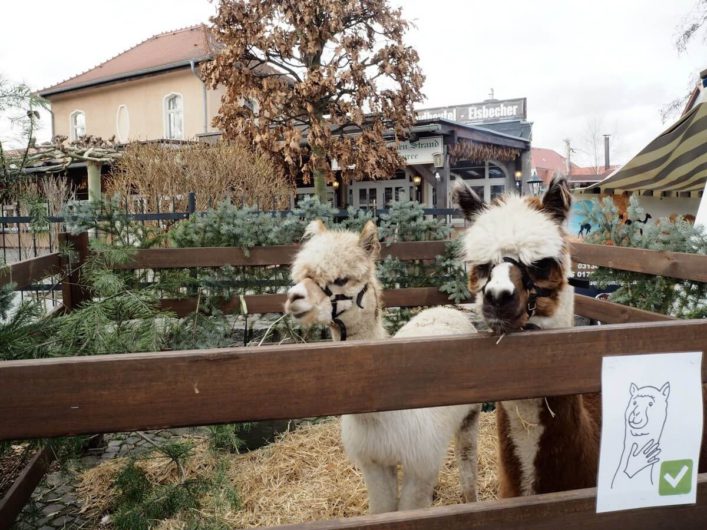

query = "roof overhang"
[38,55,212,98]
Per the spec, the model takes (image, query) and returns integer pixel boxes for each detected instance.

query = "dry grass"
[76,413,499,528]
[107,142,293,212]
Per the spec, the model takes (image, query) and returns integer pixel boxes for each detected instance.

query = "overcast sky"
[1,0,705,166]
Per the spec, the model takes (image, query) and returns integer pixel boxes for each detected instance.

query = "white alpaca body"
[341,307,480,512]
[285,224,481,514]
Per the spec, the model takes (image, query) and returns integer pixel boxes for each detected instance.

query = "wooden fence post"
[58,232,90,312]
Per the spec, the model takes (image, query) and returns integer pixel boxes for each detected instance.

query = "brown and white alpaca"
[453,176,602,497]
[284,219,481,513]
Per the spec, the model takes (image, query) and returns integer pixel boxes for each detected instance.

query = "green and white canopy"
[586,102,707,193]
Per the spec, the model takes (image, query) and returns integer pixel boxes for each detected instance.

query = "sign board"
[596,351,703,513]
[331,136,443,169]
[416,98,526,124]
[396,136,443,165]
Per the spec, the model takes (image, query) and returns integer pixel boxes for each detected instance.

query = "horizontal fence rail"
[574,294,673,323]
[271,475,707,530]
[0,253,62,290]
[1,319,705,440]
[159,287,458,316]
[571,242,707,283]
[115,241,448,269]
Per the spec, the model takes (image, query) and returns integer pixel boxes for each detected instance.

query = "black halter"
[501,257,555,319]
[318,282,368,341]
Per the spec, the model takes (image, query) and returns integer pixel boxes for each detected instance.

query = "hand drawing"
[611,382,670,488]
[623,439,661,478]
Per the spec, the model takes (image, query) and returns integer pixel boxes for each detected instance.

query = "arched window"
[116,105,129,143]
[164,93,183,139]
[70,110,86,141]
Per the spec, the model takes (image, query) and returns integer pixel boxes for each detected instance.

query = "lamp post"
[514,170,523,193]
[412,174,422,202]
[526,174,544,197]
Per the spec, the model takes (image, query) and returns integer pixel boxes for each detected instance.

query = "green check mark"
[659,459,693,495]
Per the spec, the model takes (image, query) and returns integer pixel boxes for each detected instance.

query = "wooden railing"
[1,238,705,529]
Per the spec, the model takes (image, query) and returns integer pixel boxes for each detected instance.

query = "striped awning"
[585,102,707,192]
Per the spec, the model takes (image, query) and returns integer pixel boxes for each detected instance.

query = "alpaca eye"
[476,263,491,277]
[333,277,349,286]
[530,258,555,279]
[649,403,653,406]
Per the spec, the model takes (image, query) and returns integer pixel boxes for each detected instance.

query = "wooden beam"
[270,474,707,530]
[571,242,707,283]
[574,294,673,323]
[0,253,62,290]
[115,241,448,270]
[0,447,53,529]
[158,287,460,317]
[0,319,705,440]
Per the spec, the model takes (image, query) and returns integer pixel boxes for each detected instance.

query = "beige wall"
[49,67,225,142]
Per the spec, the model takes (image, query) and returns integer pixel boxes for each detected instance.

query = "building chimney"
[603,134,610,170]
[563,139,571,175]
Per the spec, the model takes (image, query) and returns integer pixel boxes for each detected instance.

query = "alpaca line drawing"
[611,382,670,488]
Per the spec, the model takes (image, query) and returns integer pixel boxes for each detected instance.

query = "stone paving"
[12,428,199,530]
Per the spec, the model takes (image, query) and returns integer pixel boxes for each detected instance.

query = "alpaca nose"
[288,292,304,303]
[484,288,513,305]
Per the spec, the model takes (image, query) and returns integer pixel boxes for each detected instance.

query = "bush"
[579,195,707,317]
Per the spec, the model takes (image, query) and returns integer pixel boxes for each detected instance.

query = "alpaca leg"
[398,469,436,511]
[360,462,398,514]
[456,407,480,502]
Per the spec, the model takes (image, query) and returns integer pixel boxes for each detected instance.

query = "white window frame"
[163,93,184,140]
[115,104,130,143]
[69,110,86,141]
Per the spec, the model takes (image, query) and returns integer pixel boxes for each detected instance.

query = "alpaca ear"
[303,219,327,239]
[660,382,670,399]
[630,383,638,396]
[542,176,572,223]
[452,180,484,221]
[359,220,380,257]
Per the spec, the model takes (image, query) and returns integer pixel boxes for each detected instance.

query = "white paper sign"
[596,351,703,513]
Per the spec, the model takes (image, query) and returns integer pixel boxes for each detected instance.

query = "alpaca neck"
[498,283,599,496]
[498,394,600,497]
[330,313,388,342]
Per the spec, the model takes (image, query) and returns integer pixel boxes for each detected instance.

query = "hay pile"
[77,412,499,528]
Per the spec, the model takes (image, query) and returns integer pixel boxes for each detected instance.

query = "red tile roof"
[531,147,616,184]
[39,25,217,96]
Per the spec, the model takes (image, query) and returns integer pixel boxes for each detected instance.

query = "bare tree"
[662,0,707,122]
[203,0,425,201]
[676,0,707,52]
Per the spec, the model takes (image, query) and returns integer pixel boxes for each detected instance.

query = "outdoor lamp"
[412,174,422,186]
[527,174,544,197]
[514,170,523,192]
[332,181,340,189]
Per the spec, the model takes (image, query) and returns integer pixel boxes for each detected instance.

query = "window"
[116,105,129,142]
[164,94,183,139]
[70,111,86,140]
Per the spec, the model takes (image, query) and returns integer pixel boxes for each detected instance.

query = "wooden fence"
[0,237,705,529]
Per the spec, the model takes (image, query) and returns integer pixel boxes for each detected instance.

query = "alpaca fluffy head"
[285,220,382,332]
[453,177,572,333]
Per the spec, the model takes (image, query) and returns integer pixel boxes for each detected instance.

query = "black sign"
[417,98,527,124]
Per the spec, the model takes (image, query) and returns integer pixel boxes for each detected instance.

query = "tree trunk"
[312,145,328,204]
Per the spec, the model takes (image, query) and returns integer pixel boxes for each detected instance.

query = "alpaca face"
[625,382,670,437]
[285,220,381,332]
[454,177,572,333]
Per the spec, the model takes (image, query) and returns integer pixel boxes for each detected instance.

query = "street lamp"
[412,174,422,186]
[514,170,522,192]
[526,174,544,197]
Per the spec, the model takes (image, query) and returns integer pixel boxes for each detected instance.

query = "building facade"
[38,26,533,210]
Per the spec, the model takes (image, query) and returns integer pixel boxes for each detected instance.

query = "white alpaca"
[284,220,481,513]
